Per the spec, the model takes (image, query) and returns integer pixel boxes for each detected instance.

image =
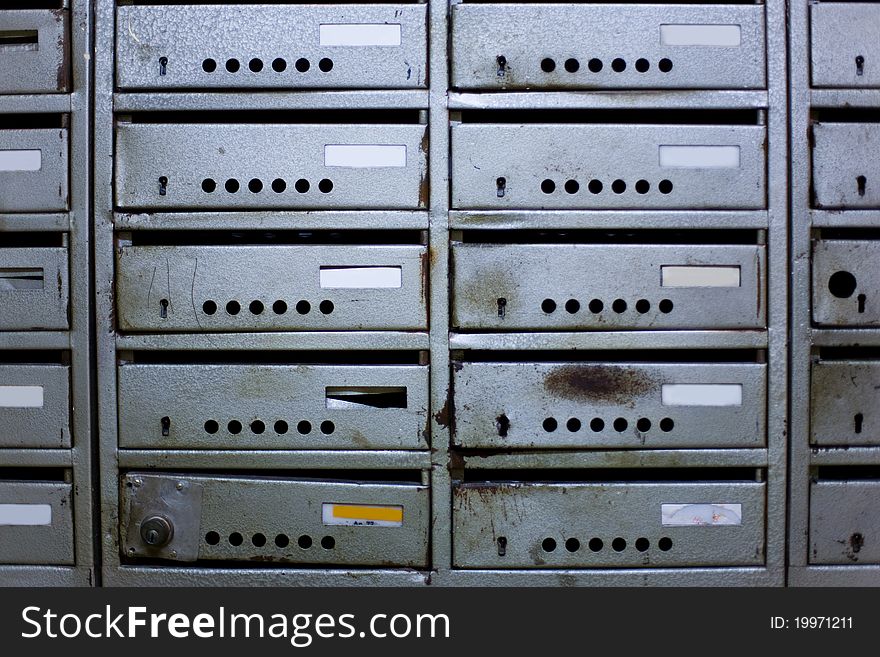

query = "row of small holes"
[204,419,336,435]
[541,57,673,74]
[206,531,336,550]
[541,179,674,195]
[202,178,334,194]
[203,57,334,74]
[542,298,674,314]
[542,416,675,433]
[203,299,335,316]
[541,536,673,553]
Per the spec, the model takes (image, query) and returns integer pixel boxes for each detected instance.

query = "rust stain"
[54,9,69,92]
[544,364,655,404]
[434,393,450,428]
[418,128,430,208]
[419,249,429,307]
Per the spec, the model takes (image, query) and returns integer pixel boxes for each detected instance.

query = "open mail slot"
[0,248,69,330]
[811,359,880,446]
[453,360,765,449]
[115,243,427,332]
[114,122,427,210]
[452,4,765,90]
[0,364,69,449]
[812,123,880,208]
[0,478,74,565]
[0,128,68,212]
[810,477,880,564]
[811,3,880,88]
[812,240,880,326]
[0,9,68,94]
[118,362,429,450]
[116,4,426,90]
[452,123,765,209]
[120,472,429,566]
[452,243,766,330]
[453,477,765,568]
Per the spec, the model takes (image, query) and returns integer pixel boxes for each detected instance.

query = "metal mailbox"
[114,123,428,210]
[0,364,70,449]
[451,124,766,209]
[811,3,880,88]
[812,240,880,326]
[453,480,766,568]
[811,360,880,446]
[809,480,880,564]
[120,472,430,567]
[453,361,766,449]
[452,4,766,90]
[0,247,69,331]
[812,123,880,208]
[115,244,427,332]
[117,363,429,450]
[0,479,74,565]
[452,243,766,330]
[0,128,68,212]
[0,9,68,94]
[116,4,427,90]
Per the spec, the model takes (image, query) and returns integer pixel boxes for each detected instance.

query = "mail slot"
[810,479,880,564]
[116,4,427,90]
[453,361,765,449]
[118,363,429,450]
[453,479,765,568]
[451,124,765,209]
[0,128,68,212]
[0,248,69,330]
[0,364,69,449]
[812,240,879,326]
[812,123,880,208]
[115,123,427,210]
[115,244,427,332]
[811,360,880,446]
[452,4,765,90]
[0,9,68,94]
[452,243,766,330]
[120,472,429,566]
[811,3,880,88]
[0,479,74,565]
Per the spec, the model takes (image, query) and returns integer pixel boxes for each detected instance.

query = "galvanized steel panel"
[118,363,429,450]
[0,9,68,94]
[452,4,765,90]
[0,364,70,449]
[812,240,880,326]
[810,480,880,564]
[812,123,880,208]
[115,244,427,331]
[453,361,766,449]
[0,480,74,565]
[0,247,69,330]
[114,123,428,210]
[116,4,427,90]
[121,472,429,567]
[0,129,68,212]
[811,361,880,446]
[811,3,880,88]
[452,243,766,330]
[453,481,766,568]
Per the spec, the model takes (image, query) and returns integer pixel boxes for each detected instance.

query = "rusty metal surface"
[0,9,69,95]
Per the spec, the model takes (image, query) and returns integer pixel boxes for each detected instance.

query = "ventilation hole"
[248,178,263,193]
[588,179,603,194]
[249,58,263,73]
[635,299,650,314]
[565,299,580,313]
[272,58,287,72]
[588,298,604,313]
[250,420,265,434]
[225,178,240,193]
[319,300,335,314]
[635,179,650,194]
[318,57,334,72]
[564,58,580,73]
[658,58,673,73]
[565,537,580,552]
[271,178,286,193]
[201,178,216,193]
[249,300,264,315]
[540,57,556,73]
[228,420,242,435]
[635,537,650,552]
[612,537,627,552]
[321,536,336,550]
[296,300,311,315]
[564,179,579,194]
[320,420,335,435]
[658,179,673,194]
[226,300,241,315]
[636,417,651,432]
[611,58,626,72]
[635,58,650,73]
[298,535,313,549]
[659,417,675,432]
[297,420,312,435]
[252,532,266,547]
[274,420,289,435]
[541,537,557,552]
[590,417,605,432]
[295,58,310,72]
[612,298,627,313]
[543,417,558,432]
[589,538,604,552]
[318,178,334,193]
[202,300,217,315]
[658,299,674,313]
[225,58,240,73]
[541,179,556,194]
[295,178,310,193]
[229,532,243,546]
[588,58,603,73]
[275,533,290,548]
[204,420,219,434]
[205,531,220,545]
[202,58,217,73]
[566,417,581,432]
[541,298,557,313]
[613,417,628,432]
[658,537,673,551]
[828,271,858,299]
[611,179,626,194]
[273,300,288,315]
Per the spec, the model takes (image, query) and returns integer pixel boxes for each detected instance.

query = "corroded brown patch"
[544,364,655,404]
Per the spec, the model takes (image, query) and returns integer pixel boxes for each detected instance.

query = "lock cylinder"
[140,515,174,548]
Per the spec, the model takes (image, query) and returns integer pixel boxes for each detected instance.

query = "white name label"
[0,504,52,526]
[662,503,742,526]
[0,150,41,172]
[319,24,402,47]
[319,266,402,289]
[660,24,742,47]
[0,385,44,408]
[661,266,741,288]
[324,145,407,168]
[661,384,743,407]
[659,145,741,169]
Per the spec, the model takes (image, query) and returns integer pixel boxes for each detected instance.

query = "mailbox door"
[0,248,69,331]
[812,123,880,208]
[0,129,68,212]
[0,480,74,565]
[811,361,880,446]
[0,365,70,449]
[0,9,68,94]
[811,3,880,88]
[812,240,880,326]
[810,480,880,564]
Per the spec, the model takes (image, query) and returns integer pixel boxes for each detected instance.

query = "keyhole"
[856,55,865,77]
[496,176,507,198]
[159,56,168,76]
[145,529,159,544]
[855,413,864,434]
[161,416,171,437]
[496,55,507,77]
[858,293,866,313]
[160,298,169,318]
[857,175,867,197]
[159,176,168,196]
[496,413,510,437]
[497,536,507,556]
[497,297,507,318]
